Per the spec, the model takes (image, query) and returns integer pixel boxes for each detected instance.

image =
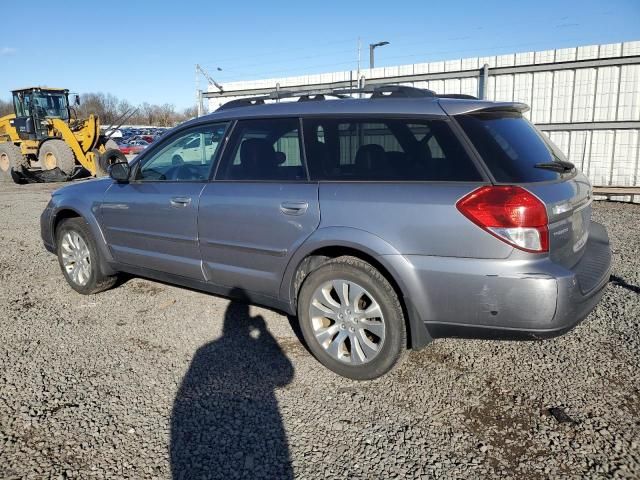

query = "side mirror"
[74,94,81,106]
[108,161,131,182]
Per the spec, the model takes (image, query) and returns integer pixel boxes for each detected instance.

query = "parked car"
[41,85,612,380]
[119,140,149,155]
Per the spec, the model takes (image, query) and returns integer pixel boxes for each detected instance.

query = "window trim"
[300,115,490,183]
[213,116,310,183]
[450,113,577,186]
[130,121,230,184]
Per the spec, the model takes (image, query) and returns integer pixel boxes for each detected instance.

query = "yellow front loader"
[0,87,126,184]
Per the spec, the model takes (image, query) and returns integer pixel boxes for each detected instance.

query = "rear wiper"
[534,160,575,172]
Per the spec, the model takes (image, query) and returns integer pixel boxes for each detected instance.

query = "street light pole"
[369,41,390,69]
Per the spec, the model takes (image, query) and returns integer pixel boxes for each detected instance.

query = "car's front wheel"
[56,217,118,294]
[297,256,406,380]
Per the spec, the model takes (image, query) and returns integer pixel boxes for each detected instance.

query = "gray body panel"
[315,183,513,258]
[41,178,117,275]
[100,182,206,280]
[40,95,612,349]
[198,182,320,297]
[526,171,593,269]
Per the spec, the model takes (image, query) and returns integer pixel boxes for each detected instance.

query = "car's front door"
[100,122,228,279]
[198,118,320,297]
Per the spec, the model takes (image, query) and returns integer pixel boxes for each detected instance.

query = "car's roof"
[185,96,528,128]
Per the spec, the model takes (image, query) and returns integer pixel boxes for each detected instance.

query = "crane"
[195,64,224,117]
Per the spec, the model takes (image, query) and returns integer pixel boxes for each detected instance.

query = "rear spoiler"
[438,99,530,116]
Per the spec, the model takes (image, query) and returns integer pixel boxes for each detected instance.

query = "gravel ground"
[0,182,638,479]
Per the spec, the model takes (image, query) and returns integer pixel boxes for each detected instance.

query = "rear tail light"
[456,186,549,253]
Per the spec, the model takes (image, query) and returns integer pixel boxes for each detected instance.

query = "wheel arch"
[52,207,82,236]
[50,206,117,276]
[281,228,432,350]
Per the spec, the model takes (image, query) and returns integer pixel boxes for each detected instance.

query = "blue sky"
[1,0,639,109]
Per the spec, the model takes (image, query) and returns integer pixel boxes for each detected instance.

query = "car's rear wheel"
[56,217,118,294]
[297,256,406,380]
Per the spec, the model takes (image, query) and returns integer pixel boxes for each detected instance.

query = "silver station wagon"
[41,85,612,379]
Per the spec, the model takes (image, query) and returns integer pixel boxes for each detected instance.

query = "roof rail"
[216,83,437,111]
[332,84,436,98]
[216,97,267,111]
[298,92,349,102]
[216,89,297,111]
[370,85,435,98]
[436,93,478,100]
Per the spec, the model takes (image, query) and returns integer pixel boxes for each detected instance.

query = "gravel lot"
[0,182,638,479]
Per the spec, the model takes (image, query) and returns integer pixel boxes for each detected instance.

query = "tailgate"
[454,109,594,268]
[527,171,593,269]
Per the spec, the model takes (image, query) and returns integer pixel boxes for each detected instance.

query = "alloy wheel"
[308,279,386,364]
[61,231,92,286]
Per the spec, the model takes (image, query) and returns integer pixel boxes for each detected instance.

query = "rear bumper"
[387,221,612,342]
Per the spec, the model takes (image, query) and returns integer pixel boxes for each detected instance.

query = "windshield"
[31,92,69,120]
[456,112,568,183]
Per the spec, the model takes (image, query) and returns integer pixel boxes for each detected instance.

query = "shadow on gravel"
[610,274,640,294]
[170,289,294,480]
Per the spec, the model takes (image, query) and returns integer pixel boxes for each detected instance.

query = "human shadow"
[170,289,295,479]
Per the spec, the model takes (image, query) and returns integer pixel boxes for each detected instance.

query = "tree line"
[0,92,197,127]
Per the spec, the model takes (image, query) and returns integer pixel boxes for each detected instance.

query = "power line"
[195,9,620,85]
[210,35,604,85]
[198,36,359,67]
[370,36,590,65]
[214,59,360,84]
[199,47,357,76]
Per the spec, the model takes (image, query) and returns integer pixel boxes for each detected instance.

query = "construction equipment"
[0,87,127,183]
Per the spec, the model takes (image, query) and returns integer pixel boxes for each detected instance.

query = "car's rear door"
[198,118,320,297]
[100,122,229,279]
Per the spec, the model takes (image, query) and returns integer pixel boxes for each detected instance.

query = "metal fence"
[205,41,640,199]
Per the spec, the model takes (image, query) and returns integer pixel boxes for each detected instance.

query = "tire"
[0,142,28,183]
[56,217,118,295]
[297,256,407,380]
[38,140,76,175]
[96,148,127,177]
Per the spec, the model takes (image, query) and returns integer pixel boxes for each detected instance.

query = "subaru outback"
[40,85,612,380]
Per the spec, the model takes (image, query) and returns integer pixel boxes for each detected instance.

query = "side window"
[137,123,228,181]
[303,118,481,181]
[216,118,306,181]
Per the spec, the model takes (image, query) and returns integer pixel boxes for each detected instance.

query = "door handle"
[280,201,309,216]
[170,196,192,207]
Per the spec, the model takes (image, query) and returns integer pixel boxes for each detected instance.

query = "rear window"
[456,113,567,183]
[303,118,481,181]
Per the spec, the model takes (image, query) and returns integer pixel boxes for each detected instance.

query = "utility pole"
[357,37,361,98]
[356,38,361,77]
[195,64,200,117]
